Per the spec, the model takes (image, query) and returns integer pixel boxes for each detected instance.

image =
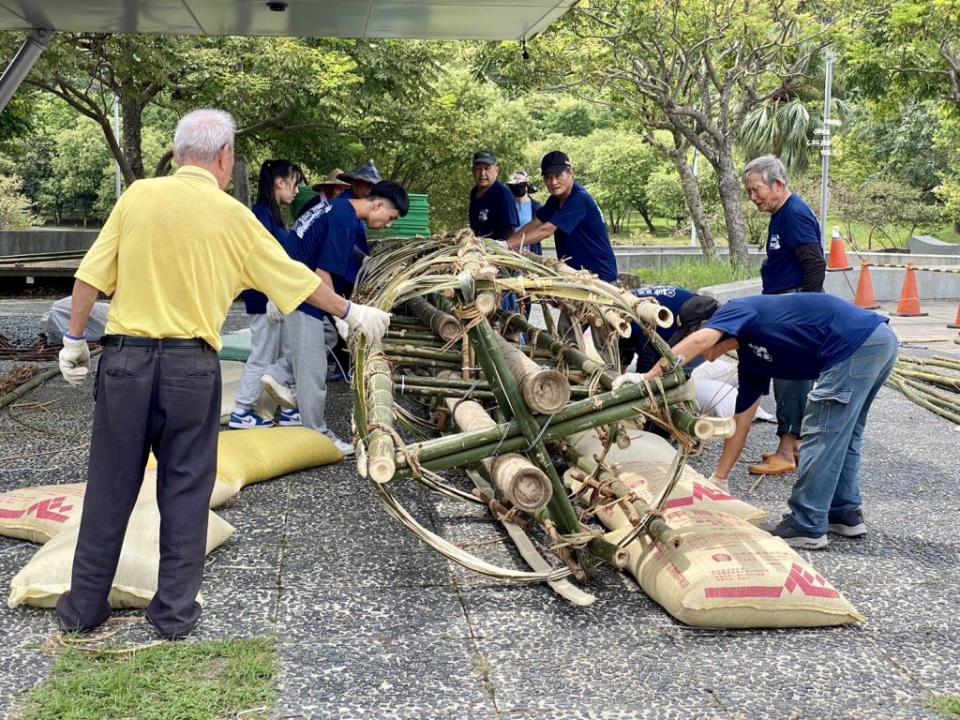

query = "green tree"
[0,174,40,230]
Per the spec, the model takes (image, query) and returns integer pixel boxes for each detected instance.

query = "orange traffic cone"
[948,302,960,329]
[854,261,880,309]
[826,227,852,271]
[892,263,928,317]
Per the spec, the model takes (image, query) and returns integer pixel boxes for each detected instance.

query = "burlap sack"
[565,429,767,524]
[214,426,343,492]
[0,483,86,543]
[8,478,234,609]
[147,426,343,507]
[607,510,864,628]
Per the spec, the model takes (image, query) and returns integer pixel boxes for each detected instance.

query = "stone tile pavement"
[0,301,957,719]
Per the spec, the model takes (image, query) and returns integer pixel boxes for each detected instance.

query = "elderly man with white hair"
[55,108,390,640]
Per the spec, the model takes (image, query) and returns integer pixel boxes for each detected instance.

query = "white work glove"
[611,372,645,390]
[334,316,350,341]
[343,302,390,342]
[58,335,90,386]
[266,300,284,324]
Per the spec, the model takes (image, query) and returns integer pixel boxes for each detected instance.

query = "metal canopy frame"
[0,0,576,113]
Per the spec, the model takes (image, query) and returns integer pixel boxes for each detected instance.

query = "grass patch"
[633,258,756,291]
[16,637,277,720]
[930,696,960,718]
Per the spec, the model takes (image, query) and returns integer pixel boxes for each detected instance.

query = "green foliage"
[17,637,277,720]
[0,174,40,229]
[633,259,755,291]
[839,177,944,249]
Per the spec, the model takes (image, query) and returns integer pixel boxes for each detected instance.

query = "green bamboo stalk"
[383,356,461,370]
[405,295,463,342]
[887,376,960,425]
[468,317,582,537]
[397,384,496,400]
[399,372,686,467]
[898,377,960,415]
[382,343,461,363]
[498,310,613,389]
[385,330,443,344]
[893,366,960,391]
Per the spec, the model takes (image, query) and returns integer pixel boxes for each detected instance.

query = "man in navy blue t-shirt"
[743,155,827,477]
[619,285,708,373]
[614,293,898,550]
[507,150,619,366]
[272,181,408,453]
[468,151,519,241]
[506,150,617,283]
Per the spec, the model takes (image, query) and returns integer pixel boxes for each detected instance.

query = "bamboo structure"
[886,357,960,426]
[349,230,726,601]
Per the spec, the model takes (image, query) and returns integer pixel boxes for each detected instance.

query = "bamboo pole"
[364,347,397,484]
[493,333,571,415]
[382,343,461,363]
[443,394,553,512]
[405,296,463,342]
[468,317,582,537]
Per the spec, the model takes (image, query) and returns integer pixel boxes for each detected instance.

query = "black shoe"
[55,593,111,634]
[828,507,867,537]
[145,613,196,641]
[768,515,828,550]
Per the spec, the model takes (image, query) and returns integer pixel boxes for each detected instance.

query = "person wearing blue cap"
[614,293,898,550]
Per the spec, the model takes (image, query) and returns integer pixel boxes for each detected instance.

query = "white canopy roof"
[0,0,577,40]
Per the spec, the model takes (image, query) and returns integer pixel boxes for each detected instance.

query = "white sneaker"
[325,431,354,456]
[260,374,296,409]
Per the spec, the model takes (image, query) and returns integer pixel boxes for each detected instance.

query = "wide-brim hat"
[667,295,721,346]
[337,160,382,185]
[311,168,351,192]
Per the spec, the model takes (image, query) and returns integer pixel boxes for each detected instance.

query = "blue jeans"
[773,378,812,437]
[787,324,898,533]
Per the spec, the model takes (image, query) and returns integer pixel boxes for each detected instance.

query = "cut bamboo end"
[601,307,632,338]
[521,369,572,415]
[475,292,498,316]
[368,457,397,484]
[491,454,554,512]
[692,415,737,440]
[634,302,674,329]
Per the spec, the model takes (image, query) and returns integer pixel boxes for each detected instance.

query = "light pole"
[113,95,123,199]
[815,48,840,251]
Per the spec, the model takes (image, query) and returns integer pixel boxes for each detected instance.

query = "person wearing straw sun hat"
[312,169,351,203]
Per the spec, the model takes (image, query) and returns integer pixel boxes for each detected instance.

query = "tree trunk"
[232,158,251,206]
[636,204,657,234]
[671,153,715,259]
[716,152,749,267]
[120,95,145,180]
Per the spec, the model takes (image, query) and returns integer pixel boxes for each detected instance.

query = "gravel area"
[0,299,957,719]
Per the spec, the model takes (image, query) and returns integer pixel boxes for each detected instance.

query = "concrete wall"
[908,235,960,256]
[613,246,765,272]
[0,229,98,256]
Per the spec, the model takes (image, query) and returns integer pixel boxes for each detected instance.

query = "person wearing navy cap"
[614,293,898,550]
[468,150,519,242]
[507,150,620,366]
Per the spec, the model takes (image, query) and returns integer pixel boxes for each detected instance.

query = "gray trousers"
[283,310,329,433]
[235,313,283,410]
[56,341,221,638]
[773,378,813,438]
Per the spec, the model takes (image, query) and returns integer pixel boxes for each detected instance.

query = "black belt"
[102,335,207,349]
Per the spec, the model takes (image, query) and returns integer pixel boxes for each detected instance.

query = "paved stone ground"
[0,299,958,719]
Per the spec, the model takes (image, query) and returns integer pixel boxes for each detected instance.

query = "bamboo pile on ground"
[886,355,960,425]
[350,230,734,600]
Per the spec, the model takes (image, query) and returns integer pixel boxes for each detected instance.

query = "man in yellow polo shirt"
[55,108,389,640]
